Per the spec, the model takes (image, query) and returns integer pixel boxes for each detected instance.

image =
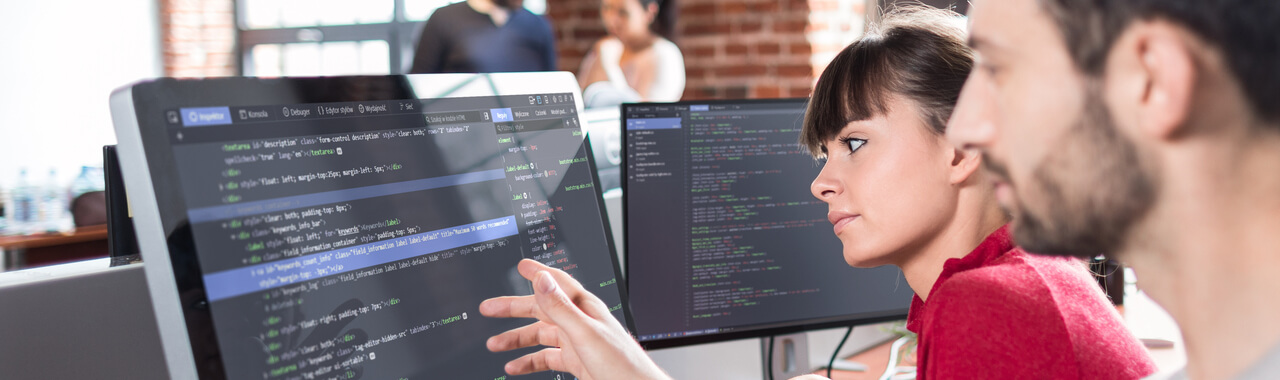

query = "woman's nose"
[810,160,842,201]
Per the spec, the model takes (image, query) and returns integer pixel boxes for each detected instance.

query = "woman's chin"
[839,237,890,267]
[842,250,890,268]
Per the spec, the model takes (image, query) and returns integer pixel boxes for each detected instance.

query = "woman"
[481,7,1156,379]
[578,0,685,105]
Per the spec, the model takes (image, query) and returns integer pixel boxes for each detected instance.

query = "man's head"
[947,0,1280,258]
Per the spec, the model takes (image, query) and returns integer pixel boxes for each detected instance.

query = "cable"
[767,335,775,380]
[827,326,855,378]
[879,336,912,380]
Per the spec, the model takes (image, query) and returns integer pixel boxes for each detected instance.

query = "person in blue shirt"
[410,0,557,74]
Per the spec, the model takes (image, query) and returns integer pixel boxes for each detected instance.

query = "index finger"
[517,260,587,293]
[517,259,613,318]
[479,295,542,319]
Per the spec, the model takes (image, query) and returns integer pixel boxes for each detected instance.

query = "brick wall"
[546,0,608,74]
[546,0,867,100]
[161,0,236,78]
[808,0,868,85]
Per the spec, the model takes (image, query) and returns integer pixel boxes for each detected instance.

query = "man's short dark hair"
[800,6,972,157]
[1038,0,1280,124]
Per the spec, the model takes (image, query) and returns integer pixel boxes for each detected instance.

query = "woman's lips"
[832,215,859,235]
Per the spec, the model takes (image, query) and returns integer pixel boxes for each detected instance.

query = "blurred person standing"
[578,0,685,105]
[410,0,557,74]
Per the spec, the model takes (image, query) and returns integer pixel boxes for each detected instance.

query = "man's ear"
[948,146,983,186]
[1108,20,1197,141]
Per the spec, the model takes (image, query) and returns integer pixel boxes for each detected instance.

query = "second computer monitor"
[624,99,912,349]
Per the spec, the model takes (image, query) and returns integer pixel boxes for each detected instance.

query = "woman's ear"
[948,145,983,186]
[646,2,659,22]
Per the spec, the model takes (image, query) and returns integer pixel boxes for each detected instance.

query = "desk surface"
[0,257,112,287]
[0,224,110,270]
[819,339,897,380]
[0,224,108,250]
[816,287,1186,379]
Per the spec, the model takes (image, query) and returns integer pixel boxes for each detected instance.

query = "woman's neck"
[619,33,659,52]
[897,190,1008,302]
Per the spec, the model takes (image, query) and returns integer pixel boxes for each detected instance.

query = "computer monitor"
[103,145,142,266]
[623,99,912,349]
[110,73,629,379]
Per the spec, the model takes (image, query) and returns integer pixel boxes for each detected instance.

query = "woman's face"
[810,95,962,268]
[601,0,656,43]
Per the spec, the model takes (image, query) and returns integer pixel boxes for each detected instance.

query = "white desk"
[1123,282,1187,379]
[0,259,168,379]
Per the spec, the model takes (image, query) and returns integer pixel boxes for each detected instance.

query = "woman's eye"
[841,138,866,154]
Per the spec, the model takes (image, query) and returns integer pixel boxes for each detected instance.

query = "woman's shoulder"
[922,255,1079,352]
[651,38,683,58]
[594,37,621,48]
[589,37,623,56]
[930,251,1063,314]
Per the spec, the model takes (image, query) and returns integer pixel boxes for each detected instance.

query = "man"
[947,0,1280,379]
[409,0,557,74]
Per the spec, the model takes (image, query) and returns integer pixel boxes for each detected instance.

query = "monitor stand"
[761,332,810,379]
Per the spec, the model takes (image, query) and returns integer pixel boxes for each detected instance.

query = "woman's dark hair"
[800,6,972,157]
[639,0,677,41]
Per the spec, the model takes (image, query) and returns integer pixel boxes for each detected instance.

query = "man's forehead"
[967,0,1055,55]
[966,0,1014,49]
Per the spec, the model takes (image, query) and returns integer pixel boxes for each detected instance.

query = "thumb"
[533,270,592,333]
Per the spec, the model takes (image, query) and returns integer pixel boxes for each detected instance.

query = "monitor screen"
[623,99,912,349]
[110,74,628,379]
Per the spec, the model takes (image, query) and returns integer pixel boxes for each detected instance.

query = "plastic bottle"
[88,166,105,192]
[10,168,35,235]
[69,165,102,201]
[39,168,69,232]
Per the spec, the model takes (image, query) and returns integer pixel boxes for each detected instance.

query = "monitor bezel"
[620,98,910,350]
[110,73,634,379]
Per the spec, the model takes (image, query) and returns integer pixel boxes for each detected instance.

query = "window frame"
[235,0,425,75]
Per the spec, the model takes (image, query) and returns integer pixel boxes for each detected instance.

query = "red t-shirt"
[906,226,1156,379]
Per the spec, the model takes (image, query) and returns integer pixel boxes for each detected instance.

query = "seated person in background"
[410,0,556,74]
[578,0,685,105]
[480,7,1156,380]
